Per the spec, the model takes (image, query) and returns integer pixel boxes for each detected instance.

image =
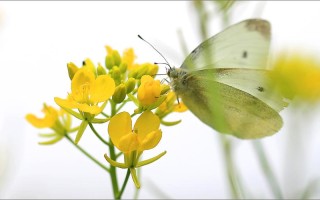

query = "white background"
[0,1,320,199]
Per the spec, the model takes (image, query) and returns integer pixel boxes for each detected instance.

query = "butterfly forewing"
[181,19,270,71]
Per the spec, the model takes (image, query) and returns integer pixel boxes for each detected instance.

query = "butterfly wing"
[173,69,284,139]
[181,19,270,71]
[214,68,288,112]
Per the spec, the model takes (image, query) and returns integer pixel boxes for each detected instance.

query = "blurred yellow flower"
[54,68,115,115]
[137,75,161,107]
[26,104,58,129]
[108,111,162,153]
[26,104,73,145]
[270,53,320,102]
[157,91,188,117]
[122,48,136,70]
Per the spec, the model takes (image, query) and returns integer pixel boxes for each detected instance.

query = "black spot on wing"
[242,51,247,58]
[257,86,264,92]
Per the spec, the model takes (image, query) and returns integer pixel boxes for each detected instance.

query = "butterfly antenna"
[138,35,172,69]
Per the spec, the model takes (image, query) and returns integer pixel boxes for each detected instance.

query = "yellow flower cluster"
[270,52,320,103]
[26,46,187,189]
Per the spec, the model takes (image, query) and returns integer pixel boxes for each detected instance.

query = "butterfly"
[167,19,288,139]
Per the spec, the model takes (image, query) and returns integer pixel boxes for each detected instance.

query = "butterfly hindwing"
[175,69,283,139]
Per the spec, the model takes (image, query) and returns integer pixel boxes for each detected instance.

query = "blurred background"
[1,1,320,199]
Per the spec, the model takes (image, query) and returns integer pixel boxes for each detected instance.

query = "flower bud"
[137,75,161,107]
[67,62,79,80]
[125,78,136,94]
[105,55,114,70]
[119,63,128,73]
[112,51,122,66]
[136,64,150,79]
[111,66,121,83]
[160,84,170,95]
[83,58,96,76]
[128,68,138,79]
[112,84,127,103]
[97,64,107,75]
[147,63,159,76]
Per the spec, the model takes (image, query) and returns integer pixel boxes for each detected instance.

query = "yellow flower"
[157,91,188,117]
[105,111,166,189]
[155,91,188,126]
[26,104,74,145]
[137,75,161,107]
[55,68,115,115]
[270,53,320,102]
[26,104,58,129]
[108,111,162,153]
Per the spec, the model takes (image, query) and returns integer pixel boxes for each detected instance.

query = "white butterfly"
[167,19,288,139]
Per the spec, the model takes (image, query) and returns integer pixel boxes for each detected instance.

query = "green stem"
[101,112,110,118]
[88,122,110,146]
[65,134,110,172]
[116,169,131,199]
[221,135,244,199]
[68,126,79,133]
[109,140,119,199]
[109,100,120,199]
[115,99,130,113]
[115,152,123,159]
[253,140,283,199]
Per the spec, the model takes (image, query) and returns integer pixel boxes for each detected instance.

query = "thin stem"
[88,122,110,146]
[109,100,120,199]
[68,126,79,133]
[115,152,123,159]
[109,140,119,199]
[221,135,244,199]
[116,169,131,199]
[65,134,110,172]
[115,99,130,113]
[101,112,110,118]
[252,140,283,199]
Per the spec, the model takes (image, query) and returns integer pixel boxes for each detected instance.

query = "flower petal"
[54,97,79,109]
[139,129,162,151]
[108,112,132,147]
[54,97,101,115]
[71,68,95,102]
[25,105,58,128]
[118,133,139,153]
[26,114,53,128]
[90,75,115,103]
[134,111,160,141]
[137,75,161,107]
[76,103,102,115]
